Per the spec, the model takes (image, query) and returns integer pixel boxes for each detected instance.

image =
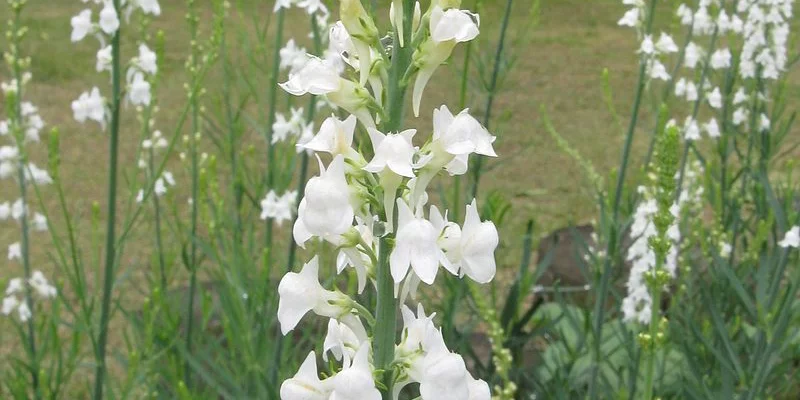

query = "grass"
[1,0,798,394]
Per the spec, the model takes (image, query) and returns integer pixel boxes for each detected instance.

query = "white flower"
[1,296,18,316]
[432,105,497,158]
[703,118,720,138]
[136,0,161,16]
[300,115,359,159]
[707,87,722,109]
[411,330,471,400]
[8,242,21,261]
[71,9,93,42]
[29,271,57,299]
[17,302,31,322]
[293,155,355,246]
[323,318,365,365]
[364,128,417,178]
[135,44,158,75]
[412,6,480,116]
[720,241,732,258]
[683,117,700,141]
[733,88,748,105]
[5,278,24,296]
[96,45,113,72]
[280,352,330,400]
[11,199,25,220]
[99,1,120,35]
[431,8,480,43]
[778,226,799,248]
[733,107,749,126]
[655,33,678,54]
[710,48,731,69]
[280,57,341,96]
[277,256,350,334]
[391,199,452,285]
[260,190,297,226]
[648,60,670,81]
[684,42,703,69]
[329,345,381,400]
[0,202,10,220]
[128,72,151,106]
[638,35,655,55]
[618,7,640,27]
[32,213,48,231]
[72,87,106,127]
[280,39,309,74]
[433,199,498,283]
[759,113,771,132]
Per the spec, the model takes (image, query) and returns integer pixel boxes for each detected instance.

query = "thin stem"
[264,10,286,254]
[590,1,658,397]
[8,4,40,397]
[93,1,123,398]
[470,0,513,199]
[184,0,202,387]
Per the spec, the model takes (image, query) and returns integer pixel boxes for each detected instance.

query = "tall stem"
[264,10,286,254]
[589,1,658,397]
[470,0,513,199]
[9,5,40,395]
[374,1,416,397]
[93,1,123,398]
[184,0,202,387]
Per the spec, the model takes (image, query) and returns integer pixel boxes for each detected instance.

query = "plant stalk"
[93,1,123,398]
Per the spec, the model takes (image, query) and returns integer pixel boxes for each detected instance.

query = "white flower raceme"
[431,199,498,283]
[293,155,355,246]
[779,226,799,249]
[260,190,297,226]
[277,256,351,334]
[391,199,453,285]
[412,6,480,116]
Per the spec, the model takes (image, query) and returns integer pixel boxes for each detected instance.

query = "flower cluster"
[70,0,161,125]
[622,162,703,324]
[2,271,57,322]
[2,0,56,324]
[275,1,497,398]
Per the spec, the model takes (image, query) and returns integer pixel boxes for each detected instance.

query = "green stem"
[93,1,123,398]
[470,0,513,199]
[590,1,658,398]
[8,4,40,397]
[184,0,202,387]
[264,10,286,254]
[642,284,662,399]
[373,236,396,397]
[149,150,168,292]
[374,2,416,397]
